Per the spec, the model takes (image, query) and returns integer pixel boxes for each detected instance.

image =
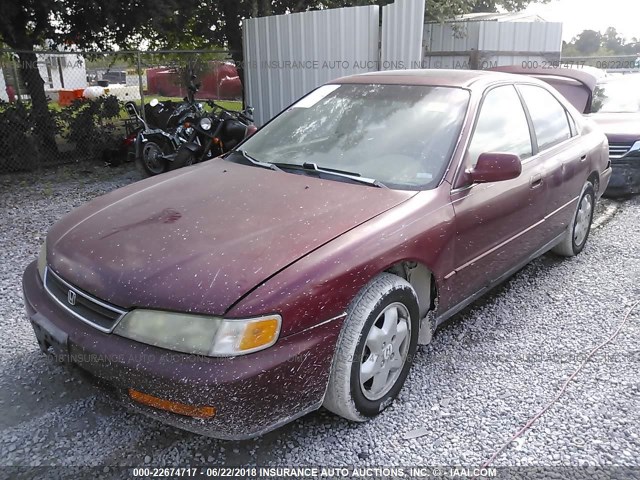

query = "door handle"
[530,174,543,188]
[580,154,588,162]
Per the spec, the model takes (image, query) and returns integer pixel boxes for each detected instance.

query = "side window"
[467,85,533,167]
[518,85,572,150]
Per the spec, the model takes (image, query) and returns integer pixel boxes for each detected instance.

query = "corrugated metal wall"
[381,0,426,70]
[478,21,563,66]
[424,21,562,70]
[244,5,563,125]
[243,6,380,126]
[423,22,481,69]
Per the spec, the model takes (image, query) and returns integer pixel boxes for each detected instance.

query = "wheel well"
[385,261,437,319]
[588,172,600,195]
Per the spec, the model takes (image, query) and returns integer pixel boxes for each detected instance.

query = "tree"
[0,0,192,159]
[602,27,623,53]
[563,27,640,57]
[574,30,602,55]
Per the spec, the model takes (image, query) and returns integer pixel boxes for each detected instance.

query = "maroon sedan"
[23,70,610,439]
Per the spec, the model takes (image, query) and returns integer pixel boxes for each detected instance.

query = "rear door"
[517,84,590,236]
[447,85,547,304]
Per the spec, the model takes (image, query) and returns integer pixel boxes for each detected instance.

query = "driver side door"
[445,85,548,306]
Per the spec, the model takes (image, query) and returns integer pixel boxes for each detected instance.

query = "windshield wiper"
[228,150,282,172]
[272,162,387,188]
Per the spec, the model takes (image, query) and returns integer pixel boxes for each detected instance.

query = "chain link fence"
[0,49,243,173]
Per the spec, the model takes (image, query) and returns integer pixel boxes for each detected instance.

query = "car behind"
[589,74,640,196]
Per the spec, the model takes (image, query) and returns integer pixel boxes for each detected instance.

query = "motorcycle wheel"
[137,141,168,177]
[169,147,197,171]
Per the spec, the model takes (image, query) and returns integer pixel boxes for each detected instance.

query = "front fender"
[180,142,202,154]
[226,190,456,337]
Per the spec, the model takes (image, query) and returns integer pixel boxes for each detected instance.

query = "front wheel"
[323,273,419,421]
[552,181,595,257]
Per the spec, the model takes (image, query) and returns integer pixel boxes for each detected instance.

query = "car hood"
[589,112,640,143]
[47,160,414,315]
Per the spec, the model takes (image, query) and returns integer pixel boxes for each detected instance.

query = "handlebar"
[207,101,254,122]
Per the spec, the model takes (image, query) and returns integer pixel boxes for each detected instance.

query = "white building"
[0,52,87,102]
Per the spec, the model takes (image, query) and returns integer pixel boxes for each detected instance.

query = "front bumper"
[605,160,640,196]
[22,261,343,439]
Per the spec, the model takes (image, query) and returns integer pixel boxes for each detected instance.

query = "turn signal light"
[239,317,280,351]
[129,389,216,419]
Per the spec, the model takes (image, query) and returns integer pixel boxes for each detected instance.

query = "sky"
[522,0,640,41]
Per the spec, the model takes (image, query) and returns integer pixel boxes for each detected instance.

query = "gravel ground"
[0,163,638,472]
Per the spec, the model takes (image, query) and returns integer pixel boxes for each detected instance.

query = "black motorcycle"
[127,76,205,176]
[170,102,257,171]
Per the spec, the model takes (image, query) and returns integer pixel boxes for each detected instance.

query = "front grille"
[44,267,127,332]
[609,142,633,159]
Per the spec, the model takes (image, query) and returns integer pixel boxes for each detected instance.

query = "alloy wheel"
[359,302,411,401]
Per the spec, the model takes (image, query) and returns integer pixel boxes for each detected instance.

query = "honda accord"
[23,69,611,439]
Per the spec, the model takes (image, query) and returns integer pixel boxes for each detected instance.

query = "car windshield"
[236,84,470,190]
[592,76,640,113]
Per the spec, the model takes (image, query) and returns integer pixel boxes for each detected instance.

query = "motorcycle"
[169,102,257,171]
[126,75,205,176]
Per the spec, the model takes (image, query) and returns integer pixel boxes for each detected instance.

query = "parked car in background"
[589,74,640,196]
[492,66,639,196]
[23,70,610,439]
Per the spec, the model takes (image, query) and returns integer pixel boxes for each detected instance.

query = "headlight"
[37,239,47,281]
[200,117,212,131]
[113,310,281,357]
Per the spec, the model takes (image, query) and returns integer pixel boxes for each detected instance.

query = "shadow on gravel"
[0,349,95,430]
[431,252,565,341]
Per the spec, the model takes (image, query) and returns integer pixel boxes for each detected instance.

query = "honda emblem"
[67,290,77,306]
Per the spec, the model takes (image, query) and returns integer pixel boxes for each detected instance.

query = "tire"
[169,146,196,171]
[323,273,419,421]
[552,181,595,257]
[136,141,168,177]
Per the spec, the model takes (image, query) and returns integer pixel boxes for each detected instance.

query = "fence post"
[137,51,146,120]
[11,56,23,99]
[469,49,480,70]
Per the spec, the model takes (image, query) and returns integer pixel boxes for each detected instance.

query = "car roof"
[330,69,530,89]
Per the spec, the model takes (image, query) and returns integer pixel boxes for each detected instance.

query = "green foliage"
[564,27,640,57]
[57,95,122,156]
[575,30,602,55]
[0,101,38,171]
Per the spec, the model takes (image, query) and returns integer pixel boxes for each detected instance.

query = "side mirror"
[468,152,522,184]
